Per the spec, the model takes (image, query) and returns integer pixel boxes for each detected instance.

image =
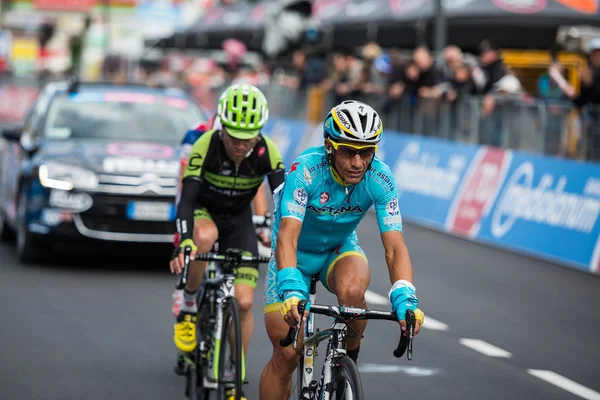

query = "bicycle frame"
[287,276,416,400]
[197,259,237,390]
[179,248,269,399]
[296,276,352,400]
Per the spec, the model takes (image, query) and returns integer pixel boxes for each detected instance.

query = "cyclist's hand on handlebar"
[400,308,424,336]
[280,293,309,327]
[255,213,272,247]
[390,284,422,334]
[169,239,198,274]
[257,228,271,247]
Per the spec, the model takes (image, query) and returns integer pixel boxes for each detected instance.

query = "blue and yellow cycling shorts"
[263,233,367,314]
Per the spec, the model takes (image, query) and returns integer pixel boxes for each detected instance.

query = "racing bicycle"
[280,274,417,400]
[175,226,270,400]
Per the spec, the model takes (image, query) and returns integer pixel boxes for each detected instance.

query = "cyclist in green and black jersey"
[170,84,284,399]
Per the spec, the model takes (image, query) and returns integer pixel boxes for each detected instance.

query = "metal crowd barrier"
[310,88,599,163]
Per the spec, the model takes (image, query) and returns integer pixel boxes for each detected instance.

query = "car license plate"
[126,201,175,221]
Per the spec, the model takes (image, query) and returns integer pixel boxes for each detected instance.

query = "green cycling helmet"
[217,83,269,140]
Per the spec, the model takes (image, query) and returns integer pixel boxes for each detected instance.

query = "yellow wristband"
[179,239,198,252]
[280,296,301,319]
[415,308,425,324]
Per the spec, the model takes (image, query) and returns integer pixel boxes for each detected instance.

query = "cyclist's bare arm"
[252,181,269,216]
[275,217,304,322]
[381,231,413,283]
[381,230,421,333]
[275,218,302,271]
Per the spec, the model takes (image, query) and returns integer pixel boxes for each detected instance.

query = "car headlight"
[39,163,99,191]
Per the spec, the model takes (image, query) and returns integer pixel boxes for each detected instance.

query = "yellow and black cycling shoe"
[174,310,197,353]
[224,387,246,400]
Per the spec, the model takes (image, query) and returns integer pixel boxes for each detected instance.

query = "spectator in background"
[446,64,475,103]
[537,65,568,100]
[279,48,327,91]
[361,41,385,96]
[382,60,421,132]
[473,39,506,95]
[440,45,463,82]
[413,47,443,135]
[372,53,394,101]
[549,38,600,159]
[385,60,420,105]
[325,49,361,104]
[537,63,570,155]
[413,46,442,99]
[573,38,600,108]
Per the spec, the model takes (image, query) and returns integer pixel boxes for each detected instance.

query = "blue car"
[0,78,206,263]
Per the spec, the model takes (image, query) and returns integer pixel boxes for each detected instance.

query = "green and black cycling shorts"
[194,205,259,289]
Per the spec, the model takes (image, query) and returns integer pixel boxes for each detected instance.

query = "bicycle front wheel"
[288,351,304,400]
[215,297,243,400]
[331,355,364,400]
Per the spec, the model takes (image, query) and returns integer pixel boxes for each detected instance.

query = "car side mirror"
[20,132,39,155]
[2,127,22,141]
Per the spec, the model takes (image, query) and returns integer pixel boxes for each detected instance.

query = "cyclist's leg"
[174,207,219,353]
[185,208,219,292]
[217,205,259,357]
[320,232,370,362]
[260,250,326,400]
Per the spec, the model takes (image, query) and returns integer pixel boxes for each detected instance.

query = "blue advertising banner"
[384,133,479,230]
[474,152,600,272]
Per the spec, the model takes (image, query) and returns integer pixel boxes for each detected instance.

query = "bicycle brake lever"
[392,309,416,359]
[292,301,307,350]
[176,246,192,290]
[406,309,416,361]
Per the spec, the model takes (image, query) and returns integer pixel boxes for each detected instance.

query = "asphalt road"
[1,213,599,400]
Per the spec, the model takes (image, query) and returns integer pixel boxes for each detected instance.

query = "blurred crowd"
[7,33,594,161]
[137,37,600,109]
[132,37,600,160]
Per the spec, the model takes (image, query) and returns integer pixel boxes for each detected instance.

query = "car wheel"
[0,210,16,242]
[16,187,40,264]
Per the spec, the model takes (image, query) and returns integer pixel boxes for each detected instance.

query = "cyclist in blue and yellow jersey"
[259,100,425,399]
[170,83,285,400]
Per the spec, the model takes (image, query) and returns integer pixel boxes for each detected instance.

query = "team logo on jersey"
[293,188,307,206]
[386,198,400,216]
[303,167,313,185]
[258,146,266,157]
[320,192,330,204]
[187,153,203,171]
[307,205,364,216]
[289,162,300,172]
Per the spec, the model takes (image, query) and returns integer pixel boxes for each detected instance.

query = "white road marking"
[528,370,600,400]
[364,290,390,305]
[359,364,441,377]
[459,338,512,358]
[364,290,449,331]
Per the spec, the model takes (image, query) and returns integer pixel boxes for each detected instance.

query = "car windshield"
[43,91,205,145]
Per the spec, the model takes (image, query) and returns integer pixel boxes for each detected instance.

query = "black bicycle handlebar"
[175,247,270,290]
[279,300,417,360]
[279,301,307,348]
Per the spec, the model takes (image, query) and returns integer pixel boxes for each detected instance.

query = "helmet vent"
[342,109,358,132]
